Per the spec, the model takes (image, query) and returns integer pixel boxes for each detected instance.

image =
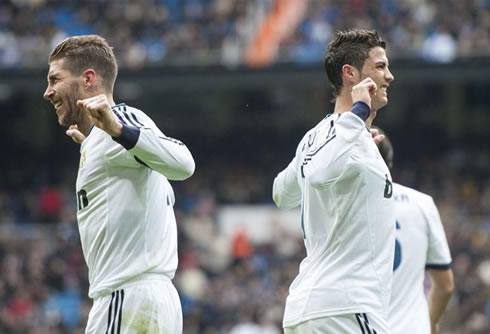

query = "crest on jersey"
[80,148,87,168]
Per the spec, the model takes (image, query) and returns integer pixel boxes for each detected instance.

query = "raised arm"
[76,95,195,180]
[115,122,195,180]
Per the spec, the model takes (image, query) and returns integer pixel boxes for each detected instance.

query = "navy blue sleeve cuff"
[351,101,371,121]
[426,263,452,270]
[112,124,140,150]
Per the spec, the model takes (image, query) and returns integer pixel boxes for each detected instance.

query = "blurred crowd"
[281,0,490,64]
[0,0,264,68]
[1,0,490,68]
[0,146,489,334]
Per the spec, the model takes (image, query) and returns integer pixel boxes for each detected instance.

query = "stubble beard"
[59,82,84,127]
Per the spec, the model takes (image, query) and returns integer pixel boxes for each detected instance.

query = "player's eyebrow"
[47,73,59,82]
[376,61,389,67]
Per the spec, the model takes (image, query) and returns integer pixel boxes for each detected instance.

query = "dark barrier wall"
[0,60,489,190]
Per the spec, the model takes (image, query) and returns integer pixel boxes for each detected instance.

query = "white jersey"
[273,111,395,327]
[389,183,452,334]
[75,103,195,299]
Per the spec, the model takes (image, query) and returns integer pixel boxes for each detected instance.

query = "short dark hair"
[373,126,394,170]
[49,35,118,92]
[324,29,386,98]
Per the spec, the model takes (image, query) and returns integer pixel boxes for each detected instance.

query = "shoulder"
[295,117,328,149]
[125,104,148,118]
[333,112,370,143]
[111,103,153,127]
[111,103,146,116]
[335,111,366,130]
[394,183,436,210]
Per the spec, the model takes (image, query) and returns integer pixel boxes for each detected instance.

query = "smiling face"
[359,46,394,111]
[43,59,85,127]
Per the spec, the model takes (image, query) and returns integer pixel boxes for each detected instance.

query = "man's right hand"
[351,77,377,109]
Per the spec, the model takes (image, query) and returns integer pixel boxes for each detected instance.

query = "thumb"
[66,126,86,144]
[373,134,385,145]
[370,128,380,137]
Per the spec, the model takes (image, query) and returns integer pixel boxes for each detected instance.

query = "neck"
[77,116,93,137]
[333,93,353,115]
[365,113,376,128]
[106,93,115,107]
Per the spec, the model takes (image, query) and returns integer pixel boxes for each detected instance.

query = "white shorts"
[85,280,182,334]
[284,313,390,334]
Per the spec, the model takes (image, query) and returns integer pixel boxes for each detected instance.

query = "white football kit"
[389,183,452,334]
[76,103,194,333]
[284,312,389,334]
[273,108,395,331]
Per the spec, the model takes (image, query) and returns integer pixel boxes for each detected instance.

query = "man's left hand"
[371,128,385,144]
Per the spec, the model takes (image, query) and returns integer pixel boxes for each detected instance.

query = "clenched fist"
[77,94,122,137]
[351,77,377,110]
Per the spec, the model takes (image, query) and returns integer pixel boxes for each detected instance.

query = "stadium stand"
[0,0,489,68]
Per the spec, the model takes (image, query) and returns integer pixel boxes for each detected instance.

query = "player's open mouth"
[380,86,388,94]
[54,101,63,112]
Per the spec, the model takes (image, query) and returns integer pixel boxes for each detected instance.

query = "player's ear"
[341,64,359,85]
[82,69,97,89]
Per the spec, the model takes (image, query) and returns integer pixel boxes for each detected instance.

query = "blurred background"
[0,0,489,333]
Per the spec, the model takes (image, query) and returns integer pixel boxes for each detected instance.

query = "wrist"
[351,101,371,121]
[112,124,140,150]
[108,121,123,137]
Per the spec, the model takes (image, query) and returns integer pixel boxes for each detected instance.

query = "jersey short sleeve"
[424,197,452,268]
